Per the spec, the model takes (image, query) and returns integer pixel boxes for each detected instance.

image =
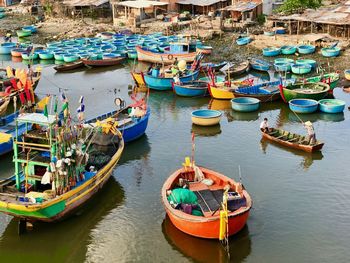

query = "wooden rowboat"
[136,46,197,64]
[54,60,84,72]
[82,57,125,67]
[223,60,250,76]
[261,129,324,152]
[161,165,252,239]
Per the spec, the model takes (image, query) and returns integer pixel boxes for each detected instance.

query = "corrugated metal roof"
[63,0,109,7]
[176,0,226,7]
[221,2,260,12]
[117,0,168,8]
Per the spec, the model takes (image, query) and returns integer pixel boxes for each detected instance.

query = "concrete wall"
[262,0,284,15]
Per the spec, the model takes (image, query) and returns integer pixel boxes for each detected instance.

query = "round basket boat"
[344,69,350,80]
[318,99,346,113]
[231,97,260,112]
[191,109,222,126]
[289,99,319,114]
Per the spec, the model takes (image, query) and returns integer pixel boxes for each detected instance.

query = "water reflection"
[208,99,231,111]
[120,135,151,165]
[191,124,222,137]
[0,177,125,263]
[260,138,324,170]
[162,216,251,263]
[229,110,259,122]
[288,112,345,123]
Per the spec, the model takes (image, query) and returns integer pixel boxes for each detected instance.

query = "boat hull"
[54,61,84,72]
[136,46,197,64]
[281,83,330,102]
[318,99,345,113]
[173,82,207,97]
[82,57,125,67]
[144,71,199,91]
[262,131,324,152]
[231,97,260,112]
[208,85,234,100]
[121,109,150,143]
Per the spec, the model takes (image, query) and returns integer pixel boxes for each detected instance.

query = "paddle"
[291,108,305,125]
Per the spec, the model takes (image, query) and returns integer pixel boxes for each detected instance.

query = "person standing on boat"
[260,118,269,133]
[304,121,316,144]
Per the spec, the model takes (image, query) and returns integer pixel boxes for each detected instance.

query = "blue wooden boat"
[291,64,312,75]
[0,112,29,156]
[232,80,281,102]
[173,81,208,97]
[295,59,317,70]
[275,28,286,34]
[264,31,275,36]
[22,25,37,33]
[144,70,199,91]
[231,97,260,112]
[200,61,227,71]
[318,99,345,113]
[297,45,315,54]
[321,47,340,57]
[0,42,16,55]
[86,104,150,143]
[288,99,318,113]
[262,47,281,57]
[281,45,296,55]
[236,37,251,46]
[250,59,270,71]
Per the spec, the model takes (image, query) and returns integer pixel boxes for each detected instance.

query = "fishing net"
[86,150,111,170]
[167,188,198,205]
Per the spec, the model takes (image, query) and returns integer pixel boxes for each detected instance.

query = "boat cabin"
[166,42,197,54]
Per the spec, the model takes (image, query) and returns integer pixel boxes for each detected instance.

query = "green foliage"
[257,14,266,25]
[275,0,322,14]
[43,1,53,16]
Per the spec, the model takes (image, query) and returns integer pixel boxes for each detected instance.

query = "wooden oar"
[291,109,305,125]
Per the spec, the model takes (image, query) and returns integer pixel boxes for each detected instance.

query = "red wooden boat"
[161,165,252,239]
[261,129,324,152]
[82,57,125,67]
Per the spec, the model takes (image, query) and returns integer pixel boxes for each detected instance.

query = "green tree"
[276,0,322,14]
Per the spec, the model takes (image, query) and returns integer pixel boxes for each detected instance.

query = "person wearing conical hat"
[304,121,316,145]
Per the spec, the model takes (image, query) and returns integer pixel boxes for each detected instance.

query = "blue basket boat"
[38,51,54,60]
[144,70,199,91]
[236,37,251,46]
[0,42,16,55]
[250,58,270,71]
[21,52,39,60]
[231,97,260,112]
[291,64,312,75]
[297,45,315,54]
[321,47,340,57]
[63,54,79,63]
[22,25,37,33]
[274,62,292,72]
[281,45,296,55]
[264,31,275,36]
[54,51,66,61]
[173,81,208,97]
[318,99,345,113]
[295,59,317,70]
[289,99,319,113]
[262,47,281,57]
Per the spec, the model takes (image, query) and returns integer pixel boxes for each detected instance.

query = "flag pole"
[191,132,195,167]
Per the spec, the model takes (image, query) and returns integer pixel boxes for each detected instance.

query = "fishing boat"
[196,45,213,55]
[131,71,146,87]
[221,61,250,76]
[161,161,252,239]
[173,81,208,97]
[250,59,270,71]
[232,80,281,102]
[288,99,319,113]
[291,64,312,75]
[16,29,32,38]
[231,97,260,112]
[86,98,150,143]
[143,70,199,91]
[200,61,227,71]
[11,48,26,57]
[281,45,296,55]
[53,61,84,72]
[136,44,197,64]
[295,59,317,70]
[280,82,330,102]
[274,62,292,72]
[264,31,275,36]
[262,47,280,57]
[321,47,340,57]
[297,45,315,54]
[344,69,350,81]
[0,42,16,55]
[297,72,339,91]
[261,129,324,152]
[236,37,251,46]
[318,99,346,113]
[0,109,124,225]
[191,109,221,126]
[207,78,253,100]
[82,57,125,67]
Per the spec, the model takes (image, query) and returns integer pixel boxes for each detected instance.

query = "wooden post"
[297,20,299,35]
[289,20,291,35]
[125,6,127,19]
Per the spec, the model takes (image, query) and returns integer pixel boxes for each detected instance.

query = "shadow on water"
[191,124,222,137]
[259,138,324,170]
[0,177,125,263]
[119,134,151,165]
[288,112,345,123]
[162,216,251,263]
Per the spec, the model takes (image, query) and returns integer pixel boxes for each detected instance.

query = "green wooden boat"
[16,30,32,38]
[297,73,339,91]
[280,82,330,102]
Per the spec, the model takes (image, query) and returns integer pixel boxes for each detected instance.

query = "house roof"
[63,0,109,7]
[176,0,226,7]
[221,1,260,12]
[117,0,168,8]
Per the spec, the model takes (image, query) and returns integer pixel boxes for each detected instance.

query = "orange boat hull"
[166,207,250,239]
